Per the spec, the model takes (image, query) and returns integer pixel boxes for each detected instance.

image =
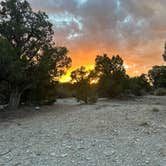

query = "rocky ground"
[0,96,166,166]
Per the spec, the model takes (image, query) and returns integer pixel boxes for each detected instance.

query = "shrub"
[71,67,98,104]
[154,88,166,96]
[95,54,129,98]
[56,83,74,98]
[148,66,166,89]
[0,0,71,109]
[151,108,160,112]
[128,74,151,96]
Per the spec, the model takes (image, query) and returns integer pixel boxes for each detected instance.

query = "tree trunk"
[8,88,21,110]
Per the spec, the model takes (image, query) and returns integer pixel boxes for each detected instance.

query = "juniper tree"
[0,0,71,109]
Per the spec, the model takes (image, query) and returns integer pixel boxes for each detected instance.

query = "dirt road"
[0,96,166,166]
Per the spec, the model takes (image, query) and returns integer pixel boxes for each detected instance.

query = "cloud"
[28,0,166,75]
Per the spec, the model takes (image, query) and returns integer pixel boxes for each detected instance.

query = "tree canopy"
[162,42,166,62]
[148,66,166,88]
[0,0,71,109]
[148,42,166,89]
[71,66,97,103]
[95,54,129,97]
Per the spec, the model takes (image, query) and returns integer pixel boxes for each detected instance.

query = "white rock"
[35,106,40,110]
[50,152,56,156]
[86,157,91,160]
[66,145,72,149]
[61,153,68,157]
[145,160,150,164]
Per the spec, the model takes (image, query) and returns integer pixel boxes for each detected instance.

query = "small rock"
[0,104,8,110]
[50,152,56,156]
[133,128,139,131]
[145,160,150,164]
[61,153,68,157]
[86,157,91,160]
[91,143,96,147]
[36,152,41,156]
[35,106,40,110]
[5,155,10,159]
[26,149,30,153]
[77,146,85,150]
[66,145,72,149]
[104,150,115,157]
[0,105,4,110]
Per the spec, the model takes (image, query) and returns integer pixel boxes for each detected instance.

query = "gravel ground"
[0,96,166,166]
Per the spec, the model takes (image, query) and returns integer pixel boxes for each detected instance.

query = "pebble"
[86,157,91,160]
[77,146,85,150]
[145,160,150,164]
[35,106,40,110]
[61,153,68,157]
[66,145,72,149]
[50,152,56,156]
[103,150,115,157]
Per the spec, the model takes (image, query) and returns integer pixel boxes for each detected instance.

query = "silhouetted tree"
[0,0,71,109]
[95,54,129,97]
[148,66,166,88]
[148,42,166,89]
[71,66,97,104]
[162,42,166,62]
[128,74,151,96]
[29,46,71,104]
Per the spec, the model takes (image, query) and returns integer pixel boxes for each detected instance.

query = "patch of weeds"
[151,108,160,112]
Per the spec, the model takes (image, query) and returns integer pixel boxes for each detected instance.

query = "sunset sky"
[28,0,166,82]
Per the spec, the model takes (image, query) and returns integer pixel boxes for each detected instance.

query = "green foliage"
[148,66,166,88]
[128,74,151,96]
[30,46,71,104]
[71,66,97,104]
[95,54,129,98]
[148,42,166,91]
[0,0,71,108]
[56,83,75,98]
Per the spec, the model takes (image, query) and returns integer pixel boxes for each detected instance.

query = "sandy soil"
[0,96,166,166]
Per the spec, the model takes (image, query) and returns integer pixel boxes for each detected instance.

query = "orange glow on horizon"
[60,59,157,83]
[60,65,94,83]
[59,43,164,83]
[28,0,166,83]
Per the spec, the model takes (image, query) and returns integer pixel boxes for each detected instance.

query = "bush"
[154,88,166,96]
[148,66,166,89]
[98,75,128,98]
[71,66,98,104]
[0,0,71,109]
[87,90,98,104]
[128,74,151,96]
[95,54,129,98]
[151,108,160,112]
[74,83,98,104]
[56,83,75,98]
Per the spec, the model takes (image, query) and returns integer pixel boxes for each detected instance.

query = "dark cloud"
[28,0,166,75]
